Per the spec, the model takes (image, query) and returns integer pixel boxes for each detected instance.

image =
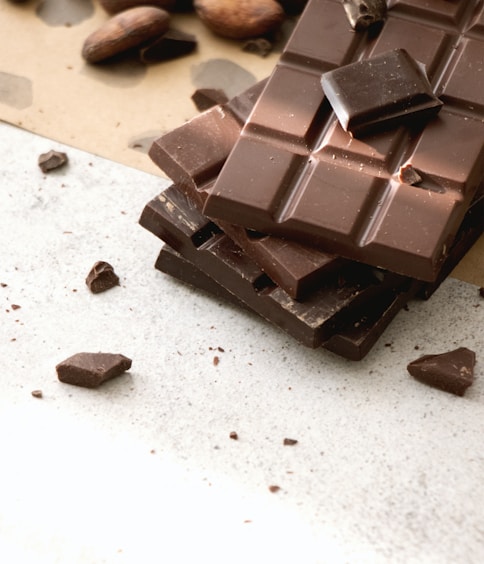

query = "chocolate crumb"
[213,355,220,366]
[217,346,225,352]
[1,283,7,288]
[229,431,238,440]
[407,347,476,396]
[56,352,132,388]
[31,390,43,398]
[283,438,298,446]
[11,304,21,310]
[85,261,119,293]
[38,150,68,173]
[268,485,281,493]
[479,287,484,298]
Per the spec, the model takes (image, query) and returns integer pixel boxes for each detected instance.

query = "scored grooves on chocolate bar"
[202,0,484,281]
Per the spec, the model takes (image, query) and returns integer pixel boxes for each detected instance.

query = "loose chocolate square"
[56,352,132,388]
[321,49,442,136]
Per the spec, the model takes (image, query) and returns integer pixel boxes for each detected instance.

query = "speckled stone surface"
[1,122,483,563]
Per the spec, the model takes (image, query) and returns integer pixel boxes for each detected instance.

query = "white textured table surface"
[1,122,483,564]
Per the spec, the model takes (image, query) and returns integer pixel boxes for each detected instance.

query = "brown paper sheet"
[1,1,482,286]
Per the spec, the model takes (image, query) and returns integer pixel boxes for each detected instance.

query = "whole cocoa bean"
[99,0,178,15]
[194,0,285,40]
[82,7,170,63]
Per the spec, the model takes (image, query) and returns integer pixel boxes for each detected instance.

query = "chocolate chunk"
[407,347,476,396]
[191,88,228,112]
[342,0,387,31]
[38,150,68,173]
[398,164,422,186]
[85,261,120,293]
[139,29,197,63]
[321,49,443,136]
[229,431,238,440]
[31,390,43,398]
[204,0,483,281]
[268,485,281,493]
[56,352,132,388]
[242,38,273,57]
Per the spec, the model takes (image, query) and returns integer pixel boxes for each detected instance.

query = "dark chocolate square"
[321,49,443,135]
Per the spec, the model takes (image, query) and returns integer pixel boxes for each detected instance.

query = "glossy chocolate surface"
[150,80,346,299]
[204,0,484,281]
[321,49,442,135]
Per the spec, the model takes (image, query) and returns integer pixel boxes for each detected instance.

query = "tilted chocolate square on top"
[321,49,442,136]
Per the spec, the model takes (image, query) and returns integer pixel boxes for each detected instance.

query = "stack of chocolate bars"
[140,0,483,360]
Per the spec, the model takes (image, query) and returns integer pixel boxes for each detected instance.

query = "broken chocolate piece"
[321,49,442,136]
[229,431,238,440]
[191,88,229,112]
[56,352,132,388]
[407,347,476,396]
[139,29,197,63]
[242,38,273,57]
[85,261,120,293]
[398,164,422,186]
[342,0,386,31]
[38,150,68,173]
[31,390,43,398]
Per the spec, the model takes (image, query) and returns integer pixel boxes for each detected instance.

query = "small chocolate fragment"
[242,38,273,58]
[38,150,68,173]
[398,164,422,186]
[342,0,386,31]
[407,347,476,396]
[229,431,238,440]
[321,49,443,136]
[85,261,120,293]
[56,352,132,388]
[31,390,43,398]
[283,438,298,446]
[191,88,228,112]
[479,287,484,298]
[268,485,281,493]
[139,29,197,63]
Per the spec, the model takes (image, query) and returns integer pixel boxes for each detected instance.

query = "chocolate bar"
[203,0,484,281]
[140,185,413,349]
[140,187,482,358]
[156,244,415,360]
[150,80,347,300]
